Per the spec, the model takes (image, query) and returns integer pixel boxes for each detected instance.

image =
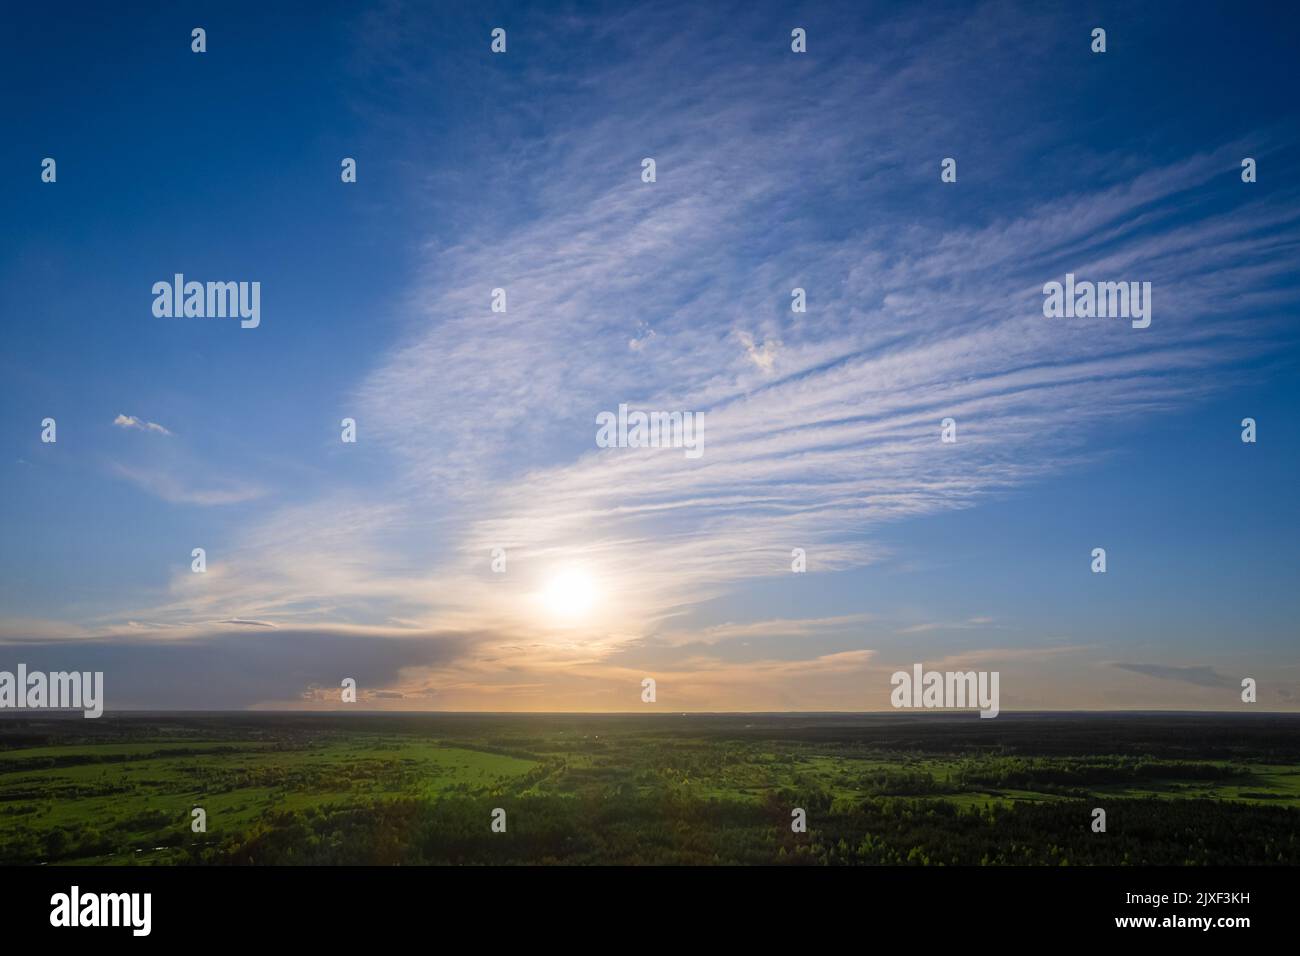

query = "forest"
[1,712,1296,865]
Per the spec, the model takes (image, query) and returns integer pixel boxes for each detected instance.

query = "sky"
[1,0,1298,712]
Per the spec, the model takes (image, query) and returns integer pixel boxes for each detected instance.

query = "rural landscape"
[1,713,1296,866]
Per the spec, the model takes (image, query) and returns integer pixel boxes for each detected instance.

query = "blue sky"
[1,1,1298,710]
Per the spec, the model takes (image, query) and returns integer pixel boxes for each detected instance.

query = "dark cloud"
[0,629,477,709]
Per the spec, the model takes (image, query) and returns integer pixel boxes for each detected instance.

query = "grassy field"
[1,712,1297,865]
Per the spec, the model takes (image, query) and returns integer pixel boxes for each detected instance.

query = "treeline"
[172,792,1297,866]
[952,756,1246,793]
[1,807,179,864]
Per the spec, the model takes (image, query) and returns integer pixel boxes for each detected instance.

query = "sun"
[539,568,598,621]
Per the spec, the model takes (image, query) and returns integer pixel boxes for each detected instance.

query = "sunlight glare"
[539,568,597,621]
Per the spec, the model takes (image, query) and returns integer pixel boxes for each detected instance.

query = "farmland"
[1,712,1296,865]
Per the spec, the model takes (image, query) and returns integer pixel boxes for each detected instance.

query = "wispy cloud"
[57,2,1299,710]
[900,617,1002,635]
[116,9,1297,646]
[1110,663,1235,689]
[113,413,172,436]
[109,462,265,506]
[655,614,876,647]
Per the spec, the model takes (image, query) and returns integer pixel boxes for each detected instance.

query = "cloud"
[63,3,1300,711]
[1109,663,1234,689]
[0,618,97,643]
[0,627,478,709]
[324,6,1297,675]
[900,617,1003,635]
[109,462,265,506]
[113,414,172,436]
[735,330,780,373]
[628,326,657,352]
[655,614,876,647]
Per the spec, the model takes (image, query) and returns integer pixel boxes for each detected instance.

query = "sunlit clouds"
[5,2,1298,711]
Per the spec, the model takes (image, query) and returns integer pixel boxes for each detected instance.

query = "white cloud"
[735,330,780,373]
[113,413,172,436]
[109,462,265,506]
[100,5,1300,695]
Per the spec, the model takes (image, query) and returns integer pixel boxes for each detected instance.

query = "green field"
[1,713,1297,865]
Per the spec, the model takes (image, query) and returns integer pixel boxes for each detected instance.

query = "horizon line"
[2,708,1296,718]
